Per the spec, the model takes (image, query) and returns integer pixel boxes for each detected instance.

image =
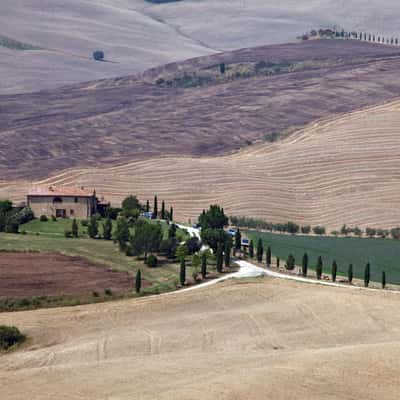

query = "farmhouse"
[27,186,97,219]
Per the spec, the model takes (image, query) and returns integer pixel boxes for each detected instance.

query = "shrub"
[64,229,73,238]
[104,288,113,296]
[301,225,311,234]
[285,254,295,270]
[93,50,104,61]
[39,215,48,222]
[81,219,88,227]
[51,215,57,221]
[92,291,99,297]
[313,226,326,235]
[0,325,25,350]
[146,254,158,268]
[264,132,280,142]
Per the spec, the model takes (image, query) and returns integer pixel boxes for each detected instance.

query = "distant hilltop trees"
[93,50,105,61]
[300,28,399,46]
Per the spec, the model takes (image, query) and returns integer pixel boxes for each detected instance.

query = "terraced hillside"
[2,278,400,399]
[2,41,400,180]
[2,0,400,93]
[3,100,400,230]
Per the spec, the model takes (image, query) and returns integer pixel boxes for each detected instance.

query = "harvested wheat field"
[1,278,400,399]
[0,252,134,298]
[3,100,400,230]
[2,41,400,180]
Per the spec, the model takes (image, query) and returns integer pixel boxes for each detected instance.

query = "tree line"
[243,236,387,289]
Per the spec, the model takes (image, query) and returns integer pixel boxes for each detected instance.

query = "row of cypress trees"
[249,239,388,289]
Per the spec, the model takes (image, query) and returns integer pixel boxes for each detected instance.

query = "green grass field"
[245,230,400,284]
[21,217,189,241]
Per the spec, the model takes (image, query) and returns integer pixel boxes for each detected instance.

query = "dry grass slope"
[1,278,400,399]
[2,100,400,230]
[2,41,400,180]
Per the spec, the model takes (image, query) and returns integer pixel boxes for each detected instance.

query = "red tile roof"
[28,186,95,197]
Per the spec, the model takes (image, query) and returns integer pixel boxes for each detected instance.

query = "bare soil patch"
[0,252,135,298]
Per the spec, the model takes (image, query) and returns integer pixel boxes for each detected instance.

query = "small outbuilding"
[27,186,98,219]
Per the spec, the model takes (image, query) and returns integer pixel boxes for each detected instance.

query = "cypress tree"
[277,257,280,269]
[316,256,323,280]
[103,217,112,240]
[266,246,271,267]
[220,63,225,74]
[135,269,142,293]
[168,223,176,238]
[146,200,150,213]
[302,253,308,277]
[161,200,165,220]
[249,240,254,258]
[332,260,337,282]
[348,264,353,284]
[235,229,242,250]
[364,262,370,287]
[382,271,386,289]
[216,243,224,272]
[256,238,264,262]
[224,244,231,268]
[170,207,174,222]
[153,195,158,219]
[201,253,207,278]
[88,215,98,239]
[72,218,79,238]
[180,258,186,286]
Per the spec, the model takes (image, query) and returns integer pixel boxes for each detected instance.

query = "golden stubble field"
[1,277,400,399]
[3,100,400,230]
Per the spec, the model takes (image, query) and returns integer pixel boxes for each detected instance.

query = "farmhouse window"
[74,197,78,203]
[56,209,66,218]
[53,197,63,203]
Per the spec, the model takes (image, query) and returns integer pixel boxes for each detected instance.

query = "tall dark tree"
[316,256,323,280]
[348,264,353,284]
[256,238,264,262]
[135,269,142,293]
[235,229,242,250]
[146,200,150,213]
[168,223,176,238]
[266,246,272,267]
[72,218,79,238]
[103,217,113,240]
[153,195,158,219]
[364,262,370,287]
[277,257,280,269]
[161,200,166,220]
[220,63,226,74]
[249,240,254,258]
[224,243,231,268]
[180,259,186,286]
[170,207,174,221]
[216,243,224,273]
[88,215,98,238]
[199,205,228,230]
[302,253,308,277]
[201,253,207,278]
[382,271,386,289]
[332,260,338,282]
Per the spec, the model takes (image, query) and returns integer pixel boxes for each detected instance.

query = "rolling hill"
[2,0,400,93]
[2,278,400,399]
[2,99,400,230]
[2,40,400,181]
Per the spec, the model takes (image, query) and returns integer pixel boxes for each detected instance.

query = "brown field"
[3,0,400,94]
[1,277,400,399]
[0,252,134,298]
[2,41,400,180]
[3,100,400,230]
